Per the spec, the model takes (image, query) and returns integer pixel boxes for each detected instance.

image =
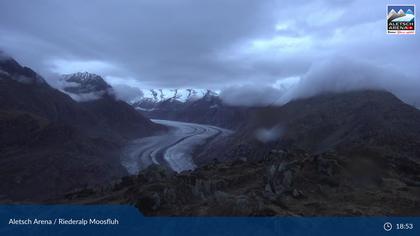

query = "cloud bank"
[280,58,420,106]
[221,57,420,107]
[111,84,144,103]
[220,85,285,107]
[0,0,419,106]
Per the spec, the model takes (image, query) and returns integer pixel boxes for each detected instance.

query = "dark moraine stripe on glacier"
[121,119,232,174]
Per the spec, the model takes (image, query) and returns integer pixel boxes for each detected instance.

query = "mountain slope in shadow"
[0,55,163,201]
[223,90,420,161]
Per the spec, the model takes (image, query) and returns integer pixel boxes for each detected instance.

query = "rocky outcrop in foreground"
[63,148,420,216]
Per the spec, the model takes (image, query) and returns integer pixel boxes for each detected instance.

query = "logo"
[387,4,415,34]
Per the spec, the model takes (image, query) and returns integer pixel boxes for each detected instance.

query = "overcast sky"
[0,0,419,105]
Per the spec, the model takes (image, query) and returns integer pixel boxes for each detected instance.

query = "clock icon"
[384,222,393,231]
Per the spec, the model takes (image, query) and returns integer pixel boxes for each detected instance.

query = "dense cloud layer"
[0,0,419,106]
[220,85,285,106]
[280,58,420,106]
[223,58,420,107]
[111,84,144,103]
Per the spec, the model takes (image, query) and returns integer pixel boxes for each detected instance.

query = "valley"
[121,119,232,174]
[1,52,419,216]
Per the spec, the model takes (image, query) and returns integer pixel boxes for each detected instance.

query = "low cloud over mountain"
[282,57,420,107]
[220,85,285,107]
[219,57,420,108]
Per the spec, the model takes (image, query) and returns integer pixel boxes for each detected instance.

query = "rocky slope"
[0,55,163,201]
[61,72,164,140]
[215,90,420,162]
[63,148,420,216]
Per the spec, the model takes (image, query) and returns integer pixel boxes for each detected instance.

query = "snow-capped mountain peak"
[139,89,219,103]
[63,72,107,84]
[132,88,220,112]
[61,72,111,94]
[59,72,114,101]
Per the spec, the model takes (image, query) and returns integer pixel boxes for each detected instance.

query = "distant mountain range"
[133,89,219,112]
[132,89,246,129]
[139,88,218,103]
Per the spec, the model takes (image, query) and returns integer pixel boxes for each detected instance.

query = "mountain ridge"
[212,90,420,163]
[0,55,164,201]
